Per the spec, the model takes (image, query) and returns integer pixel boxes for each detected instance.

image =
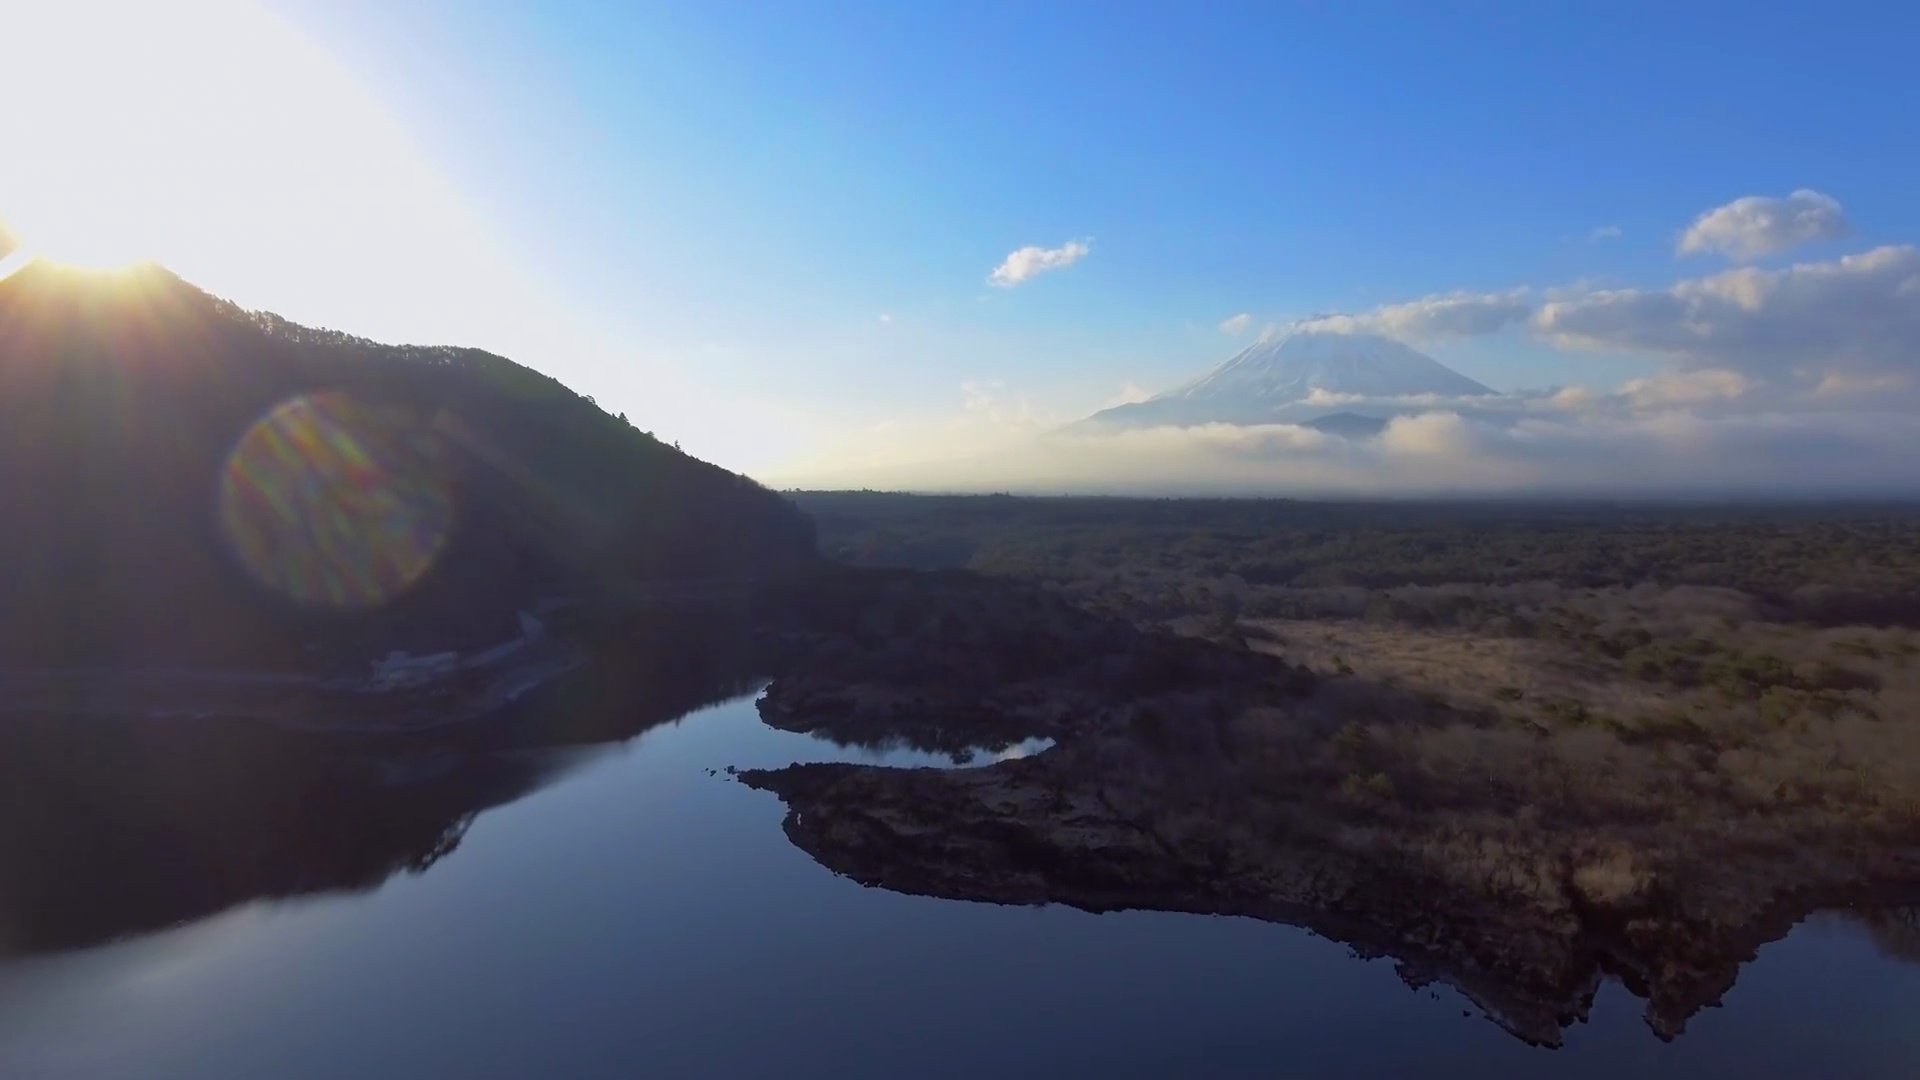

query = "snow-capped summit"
[1169,327,1493,402]
[1080,326,1493,430]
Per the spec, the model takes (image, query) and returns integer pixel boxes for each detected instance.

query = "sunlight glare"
[0,0,517,344]
[0,248,33,285]
[219,392,456,609]
[0,0,752,474]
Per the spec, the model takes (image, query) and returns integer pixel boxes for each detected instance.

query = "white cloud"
[1298,288,1532,341]
[774,404,1920,498]
[1812,369,1915,399]
[1589,225,1623,242]
[961,378,1011,414]
[877,313,893,324]
[768,324,1920,496]
[1678,189,1848,261]
[1534,245,1920,381]
[778,203,1920,496]
[1381,411,1480,456]
[1546,386,1599,411]
[1620,368,1749,409]
[1103,381,1154,408]
[987,239,1091,287]
[769,380,1062,484]
[1302,387,1365,407]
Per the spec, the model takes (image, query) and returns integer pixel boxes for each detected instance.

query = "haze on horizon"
[3,0,1916,496]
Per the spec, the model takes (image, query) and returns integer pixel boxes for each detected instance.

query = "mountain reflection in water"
[0,610,762,959]
[4,612,1920,1077]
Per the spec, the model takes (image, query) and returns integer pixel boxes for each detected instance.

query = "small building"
[369,649,460,691]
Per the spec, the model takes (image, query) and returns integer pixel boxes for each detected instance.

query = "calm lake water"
[4,689,1920,1079]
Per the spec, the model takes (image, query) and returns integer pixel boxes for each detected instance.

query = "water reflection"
[801,734,1055,769]
[8,694,1920,1079]
[0,609,760,959]
[1850,906,1920,966]
[0,605,1068,962]
[11,609,1920,1076]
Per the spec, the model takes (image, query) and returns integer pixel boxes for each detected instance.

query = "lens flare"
[219,392,455,609]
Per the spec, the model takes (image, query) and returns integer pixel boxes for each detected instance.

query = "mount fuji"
[1081,326,1494,431]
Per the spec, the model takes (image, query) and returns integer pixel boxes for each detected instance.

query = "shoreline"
[740,565,1920,1047]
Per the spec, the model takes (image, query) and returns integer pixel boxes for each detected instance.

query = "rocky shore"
[742,568,1920,1046]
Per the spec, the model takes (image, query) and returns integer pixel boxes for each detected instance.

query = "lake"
[4,688,1920,1078]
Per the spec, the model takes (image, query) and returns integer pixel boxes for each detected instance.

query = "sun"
[0,3,208,271]
[0,0,509,329]
[1,0,416,276]
[4,215,157,274]
[2,197,157,271]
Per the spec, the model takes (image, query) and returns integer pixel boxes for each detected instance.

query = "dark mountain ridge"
[0,260,814,668]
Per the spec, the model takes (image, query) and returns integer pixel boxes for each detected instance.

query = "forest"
[745,490,1920,1040]
[793,490,1920,903]
[0,261,814,669]
[794,492,1920,776]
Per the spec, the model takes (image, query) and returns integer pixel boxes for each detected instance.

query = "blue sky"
[11,1,1916,486]
[282,2,1918,463]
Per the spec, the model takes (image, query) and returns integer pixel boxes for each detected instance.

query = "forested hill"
[0,260,815,668]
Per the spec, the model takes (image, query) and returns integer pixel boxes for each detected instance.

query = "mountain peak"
[1080,327,1492,430]
[1168,326,1492,403]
